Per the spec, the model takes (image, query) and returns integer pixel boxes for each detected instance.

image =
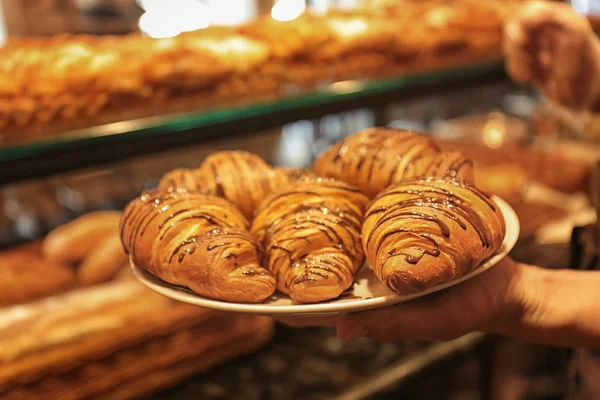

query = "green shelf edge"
[0,59,504,162]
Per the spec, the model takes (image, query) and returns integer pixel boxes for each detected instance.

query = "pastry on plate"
[362,178,505,294]
[157,168,210,194]
[251,179,368,303]
[157,151,292,219]
[275,167,319,182]
[314,127,473,197]
[120,189,276,303]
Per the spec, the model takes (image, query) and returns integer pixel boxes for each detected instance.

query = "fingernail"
[337,323,367,341]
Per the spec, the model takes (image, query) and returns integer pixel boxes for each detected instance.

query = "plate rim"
[131,195,520,316]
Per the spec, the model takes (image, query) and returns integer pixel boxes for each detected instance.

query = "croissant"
[251,179,369,303]
[156,168,211,194]
[275,167,319,182]
[362,178,506,295]
[156,151,290,219]
[423,151,474,181]
[313,128,473,197]
[120,189,276,303]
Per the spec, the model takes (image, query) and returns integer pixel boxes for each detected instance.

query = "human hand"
[279,257,544,342]
[504,1,600,110]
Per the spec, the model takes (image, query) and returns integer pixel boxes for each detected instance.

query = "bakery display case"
[0,60,503,184]
[0,0,522,183]
[0,78,586,399]
[1,1,597,399]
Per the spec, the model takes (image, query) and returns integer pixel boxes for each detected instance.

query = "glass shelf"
[0,59,504,184]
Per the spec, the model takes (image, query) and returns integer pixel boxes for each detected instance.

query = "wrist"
[473,259,534,337]
[490,264,600,348]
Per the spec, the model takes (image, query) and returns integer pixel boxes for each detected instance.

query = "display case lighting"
[137,0,210,38]
[481,112,507,149]
[271,0,306,21]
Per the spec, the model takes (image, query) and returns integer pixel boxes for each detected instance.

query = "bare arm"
[493,263,600,348]
[281,257,600,348]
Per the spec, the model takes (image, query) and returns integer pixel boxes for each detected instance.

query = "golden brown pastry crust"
[239,13,329,60]
[357,0,515,59]
[314,128,472,198]
[275,167,320,182]
[120,189,276,303]
[0,0,512,134]
[43,211,122,265]
[424,150,474,182]
[177,29,271,74]
[157,151,292,219]
[362,178,505,294]
[313,11,396,60]
[194,151,290,218]
[78,235,129,286]
[156,168,210,194]
[0,242,76,306]
[251,179,368,303]
[314,128,438,198]
[421,2,502,52]
[474,164,528,205]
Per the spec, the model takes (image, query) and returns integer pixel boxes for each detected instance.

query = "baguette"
[78,235,128,285]
[43,211,121,264]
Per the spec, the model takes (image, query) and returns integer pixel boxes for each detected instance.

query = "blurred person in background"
[504,0,600,112]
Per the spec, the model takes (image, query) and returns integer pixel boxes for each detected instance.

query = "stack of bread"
[0,210,273,399]
[0,0,522,138]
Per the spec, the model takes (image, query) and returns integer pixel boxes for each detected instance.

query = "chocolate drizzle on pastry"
[361,178,505,295]
[368,184,495,249]
[425,151,474,180]
[120,189,276,303]
[123,132,504,304]
[156,151,310,218]
[314,128,474,197]
[157,168,206,194]
[250,179,369,304]
[275,167,320,182]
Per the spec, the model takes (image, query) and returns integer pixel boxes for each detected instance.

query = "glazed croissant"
[275,167,319,182]
[157,168,211,194]
[362,178,505,294]
[120,189,276,303]
[251,179,369,303]
[157,150,291,218]
[314,128,473,197]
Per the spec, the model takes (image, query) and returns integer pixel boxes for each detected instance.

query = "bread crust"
[120,190,276,303]
[314,128,472,197]
[362,178,505,294]
[251,179,368,303]
[43,211,122,265]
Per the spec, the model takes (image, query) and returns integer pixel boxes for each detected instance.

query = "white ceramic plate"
[131,196,519,317]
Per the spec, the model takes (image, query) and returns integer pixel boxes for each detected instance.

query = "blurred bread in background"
[0,241,76,307]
